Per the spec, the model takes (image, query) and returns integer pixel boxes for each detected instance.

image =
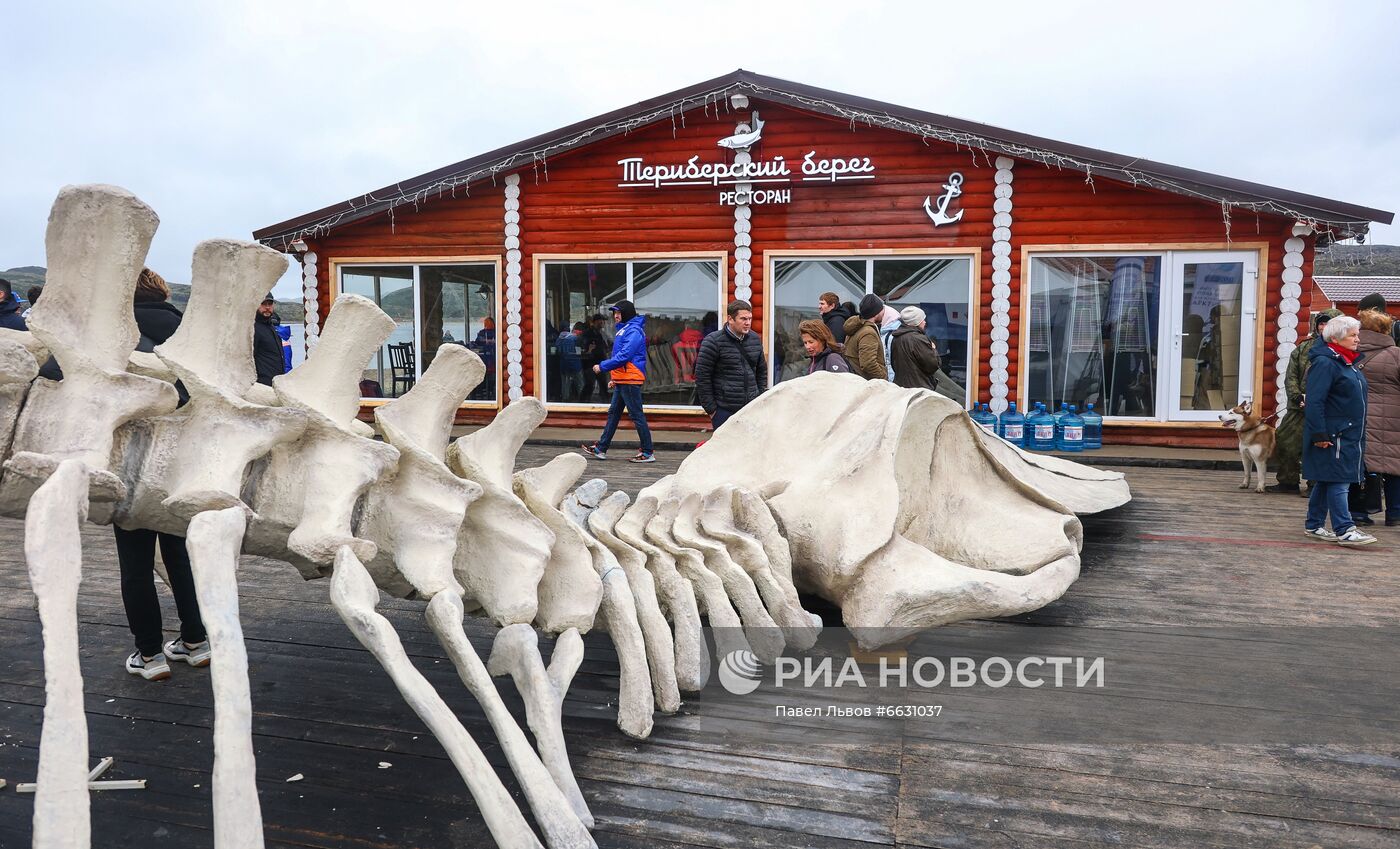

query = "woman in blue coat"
[1302,315,1375,546]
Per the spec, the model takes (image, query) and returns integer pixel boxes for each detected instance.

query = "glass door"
[1165,252,1258,421]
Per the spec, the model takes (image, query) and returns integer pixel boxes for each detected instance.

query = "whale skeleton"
[4,184,1128,848]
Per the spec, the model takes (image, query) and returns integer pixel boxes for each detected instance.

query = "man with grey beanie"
[889,305,942,390]
[1358,293,1399,344]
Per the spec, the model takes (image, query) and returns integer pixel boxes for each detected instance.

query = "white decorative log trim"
[732,118,754,304]
[1275,222,1311,411]
[503,175,524,402]
[987,157,1015,414]
[302,251,320,350]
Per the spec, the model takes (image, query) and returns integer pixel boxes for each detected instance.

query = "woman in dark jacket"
[799,319,852,374]
[889,306,942,390]
[1356,309,1400,525]
[1302,315,1375,546]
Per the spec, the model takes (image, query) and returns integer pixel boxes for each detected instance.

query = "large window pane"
[1027,256,1160,417]
[342,265,414,398]
[1178,261,1244,413]
[542,263,625,403]
[874,258,973,403]
[771,259,865,384]
[419,265,496,402]
[633,261,719,406]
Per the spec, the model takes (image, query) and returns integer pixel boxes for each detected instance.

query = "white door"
[1165,252,1258,421]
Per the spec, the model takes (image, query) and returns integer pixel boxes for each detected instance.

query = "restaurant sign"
[616,112,875,207]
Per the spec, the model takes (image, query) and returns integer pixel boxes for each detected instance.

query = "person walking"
[818,292,852,344]
[1268,309,1342,493]
[842,294,888,380]
[695,299,768,430]
[1301,315,1376,546]
[799,319,852,374]
[1356,309,1400,526]
[253,293,286,386]
[889,306,942,390]
[581,300,655,462]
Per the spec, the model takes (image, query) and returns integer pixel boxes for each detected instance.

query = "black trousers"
[579,365,607,403]
[115,526,206,657]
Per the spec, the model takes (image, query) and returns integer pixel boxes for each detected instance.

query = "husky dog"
[1219,400,1277,493]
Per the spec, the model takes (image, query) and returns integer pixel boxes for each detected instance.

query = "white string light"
[266,81,1371,246]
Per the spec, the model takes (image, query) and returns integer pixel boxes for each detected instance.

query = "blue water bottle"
[1081,403,1103,449]
[998,401,1025,446]
[975,403,998,435]
[1057,405,1085,452]
[1051,402,1069,442]
[1029,404,1056,451]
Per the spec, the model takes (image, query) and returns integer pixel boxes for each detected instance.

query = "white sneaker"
[164,639,212,667]
[1302,527,1337,542]
[126,650,171,681]
[1335,528,1378,547]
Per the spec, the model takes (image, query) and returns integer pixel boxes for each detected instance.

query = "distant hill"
[1314,244,1400,277]
[2,266,305,322]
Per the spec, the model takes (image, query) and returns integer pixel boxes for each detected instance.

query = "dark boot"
[1264,482,1299,494]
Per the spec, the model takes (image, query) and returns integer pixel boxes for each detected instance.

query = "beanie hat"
[610,299,637,322]
[858,293,884,320]
[1313,307,1342,330]
[1359,293,1387,313]
[899,306,926,327]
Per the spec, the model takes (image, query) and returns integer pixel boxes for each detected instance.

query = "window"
[339,262,497,401]
[771,256,974,403]
[1025,256,1161,418]
[541,259,723,407]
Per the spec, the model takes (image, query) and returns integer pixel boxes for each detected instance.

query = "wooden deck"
[1,451,1396,848]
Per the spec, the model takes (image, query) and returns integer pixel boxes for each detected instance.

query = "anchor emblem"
[923,172,965,227]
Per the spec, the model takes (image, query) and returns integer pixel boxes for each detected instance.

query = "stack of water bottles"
[968,400,1103,451]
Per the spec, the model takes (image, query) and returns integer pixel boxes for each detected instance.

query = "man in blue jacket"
[581,300,655,462]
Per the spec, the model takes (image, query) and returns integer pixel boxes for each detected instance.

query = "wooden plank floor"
[0,449,1396,848]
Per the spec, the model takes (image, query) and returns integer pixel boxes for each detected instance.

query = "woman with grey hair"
[1302,314,1375,545]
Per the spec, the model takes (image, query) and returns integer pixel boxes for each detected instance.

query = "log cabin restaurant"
[254,70,1393,447]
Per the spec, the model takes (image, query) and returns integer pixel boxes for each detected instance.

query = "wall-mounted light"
[290,239,308,252]
[730,93,749,110]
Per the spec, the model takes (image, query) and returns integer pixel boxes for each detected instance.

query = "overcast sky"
[5,0,1398,299]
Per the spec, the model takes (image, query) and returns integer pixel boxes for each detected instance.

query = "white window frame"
[765,251,979,407]
[534,255,726,411]
[335,258,501,406]
[1021,248,1264,423]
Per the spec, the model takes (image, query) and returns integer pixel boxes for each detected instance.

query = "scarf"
[1328,342,1360,365]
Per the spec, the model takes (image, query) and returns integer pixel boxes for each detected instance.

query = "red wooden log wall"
[299,100,1301,445]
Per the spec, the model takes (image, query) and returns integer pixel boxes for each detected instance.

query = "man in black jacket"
[694,299,768,429]
[0,279,27,331]
[253,293,286,385]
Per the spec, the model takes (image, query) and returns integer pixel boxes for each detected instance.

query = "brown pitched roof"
[254,69,1394,249]
[1314,276,1400,303]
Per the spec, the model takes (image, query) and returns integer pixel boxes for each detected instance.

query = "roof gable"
[254,69,1393,248]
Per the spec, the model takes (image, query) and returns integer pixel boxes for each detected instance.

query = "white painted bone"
[487,624,592,828]
[611,494,708,692]
[425,592,598,847]
[361,344,485,598]
[186,507,264,849]
[588,492,681,713]
[561,480,655,738]
[643,497,751,664]
[155,239,309,519]
[672,491,784,662]
[699,485,820,651]
[513,453,602,633]
[331,546,545,849]
[24,459,92,849]
[7,185,177,502]
[446,400,554,624]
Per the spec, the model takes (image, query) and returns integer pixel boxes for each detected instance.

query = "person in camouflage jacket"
[1269,308,1342,492]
